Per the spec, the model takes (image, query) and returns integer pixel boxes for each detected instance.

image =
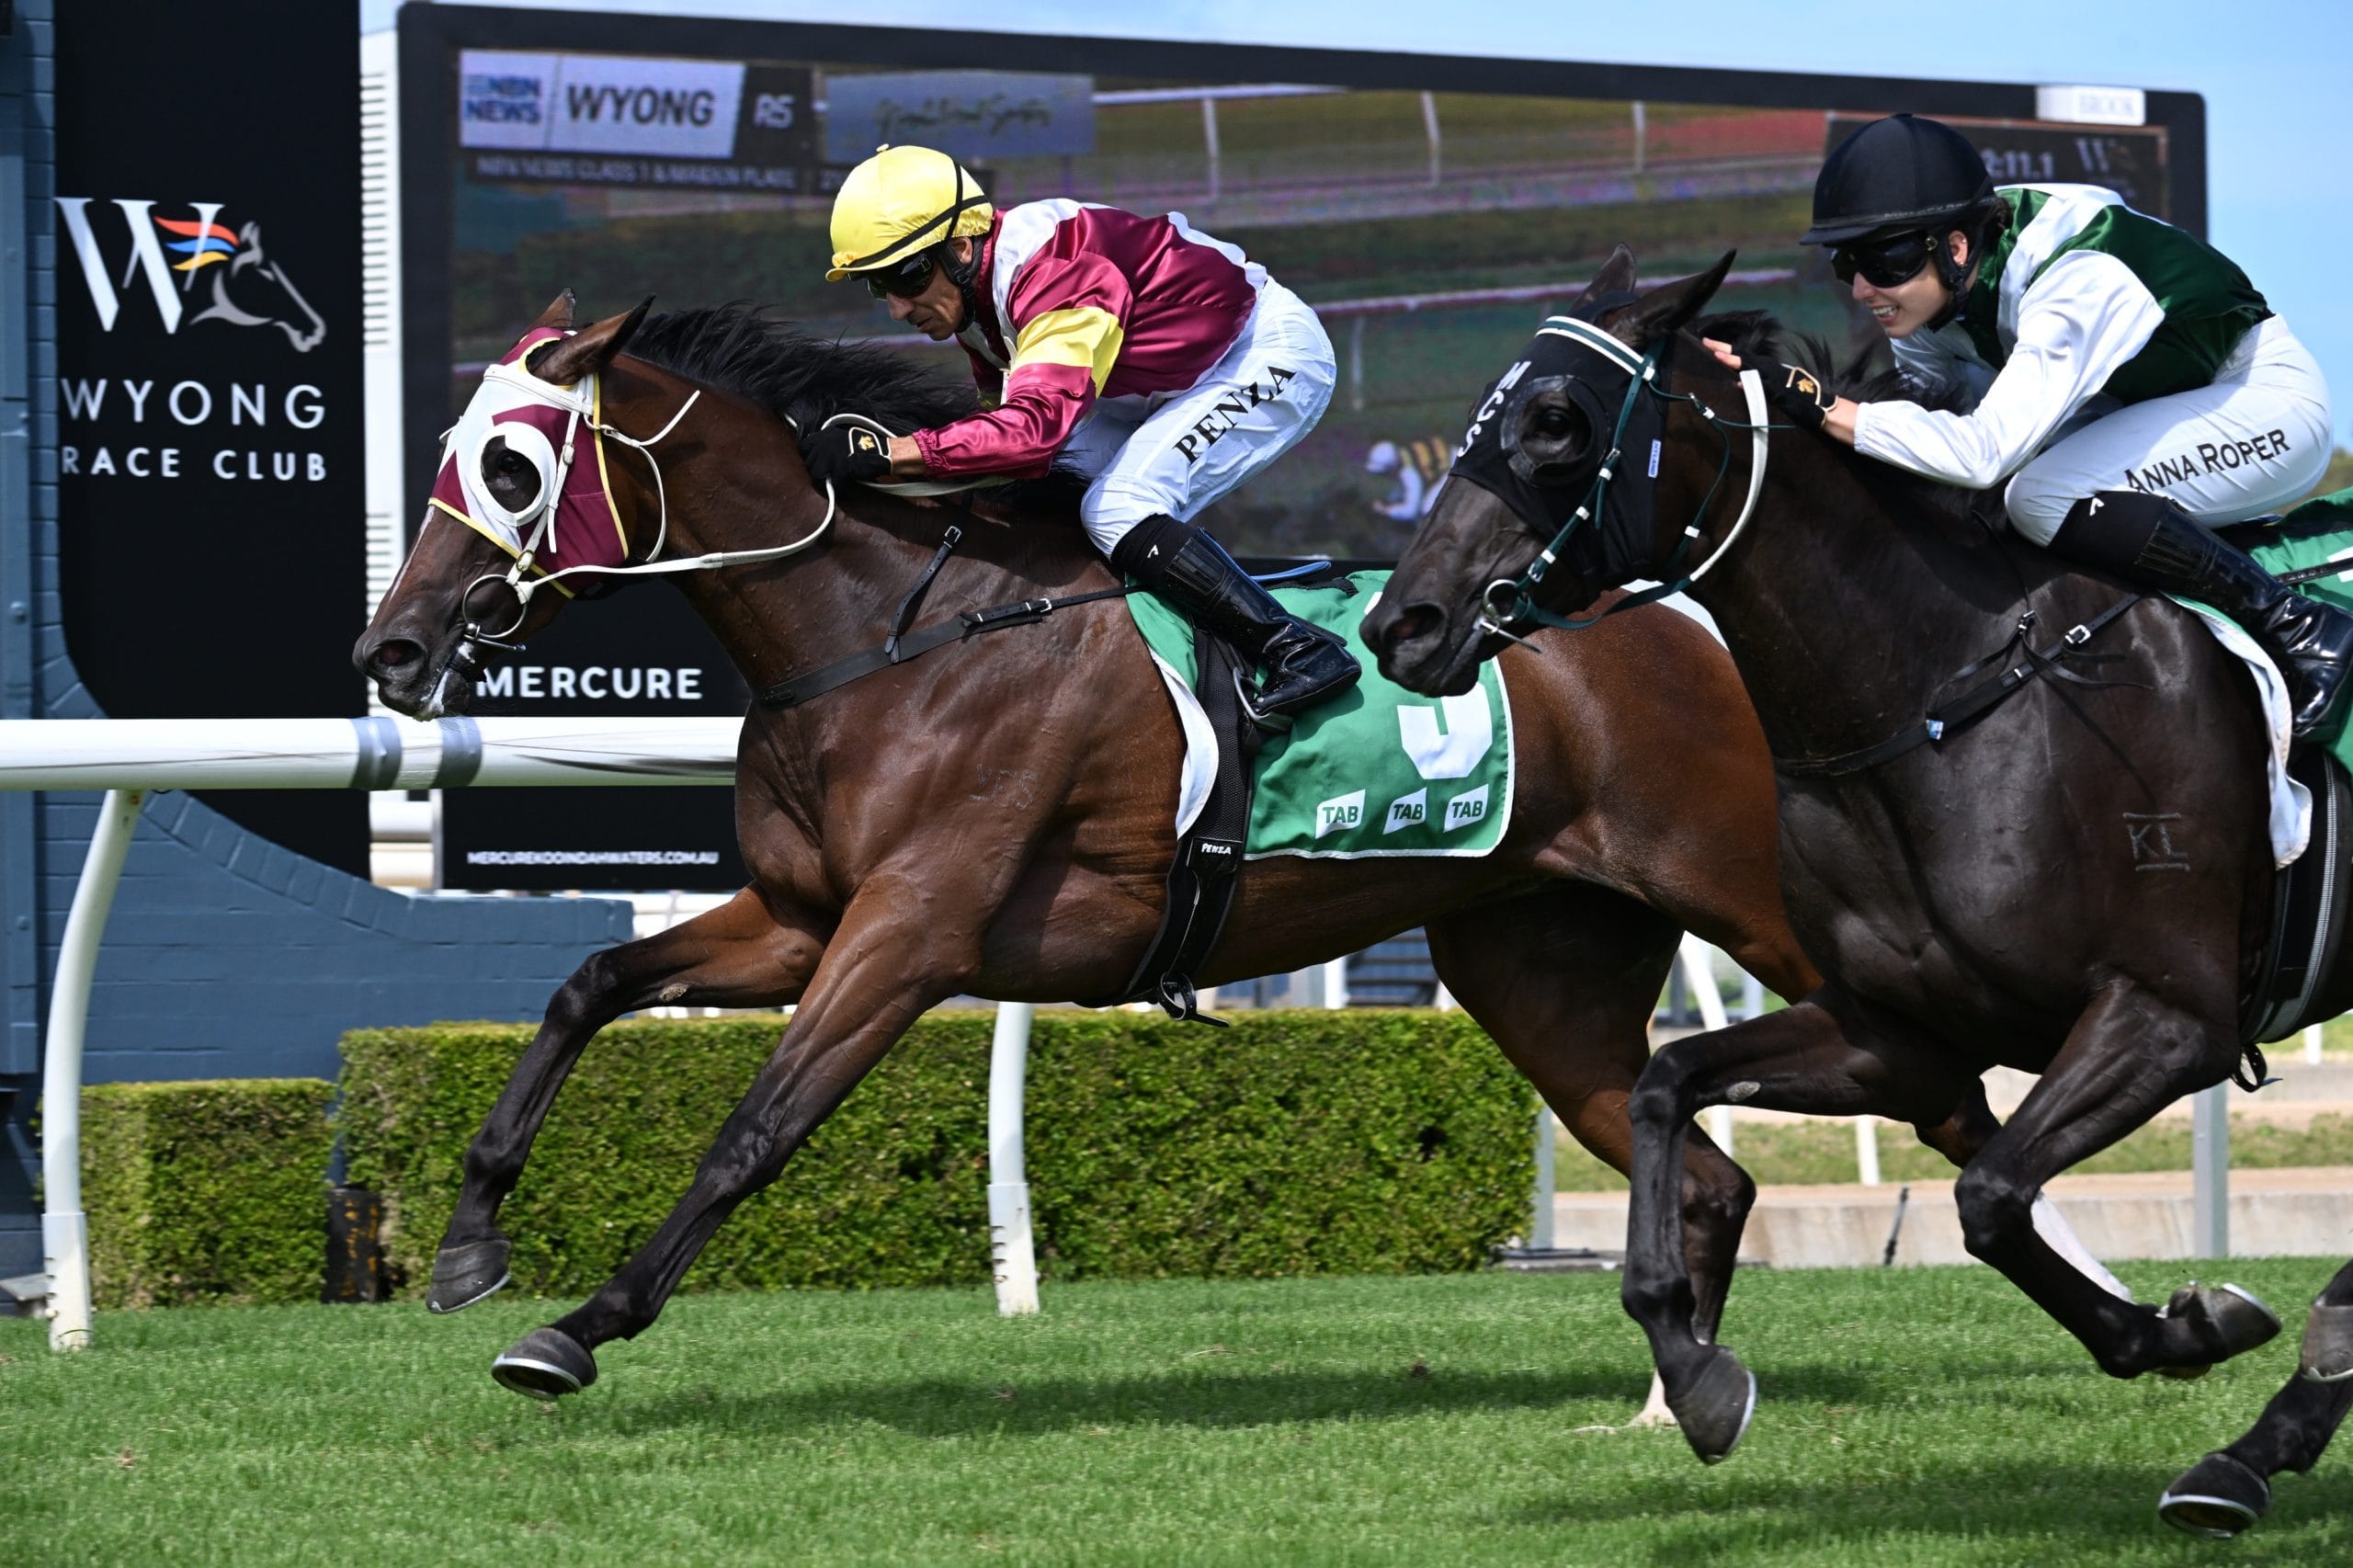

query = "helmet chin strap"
[1924,230,1980,332]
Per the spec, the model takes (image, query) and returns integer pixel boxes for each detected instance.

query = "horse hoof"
[491,1327,597,1402]
[2162,1282,2281,1368]
[427,1237,512,1314]
[2300,1299,2353,1382]
[2158,1451,2269,1539]
[1667,1347,1756,1465]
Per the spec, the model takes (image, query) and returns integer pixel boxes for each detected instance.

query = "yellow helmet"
[825,145,995,281]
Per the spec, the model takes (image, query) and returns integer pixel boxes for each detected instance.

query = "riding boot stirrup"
[1155,532,1361,719]
[2054,492,2353,739]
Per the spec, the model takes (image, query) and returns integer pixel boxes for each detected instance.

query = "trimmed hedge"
[338,1010,1536,1300]
[81,1079,337,1308]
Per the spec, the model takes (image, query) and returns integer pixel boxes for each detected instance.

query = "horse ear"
[533,290,577,331]
[532,296,654,386]
[1608,251,1737,350]
[1569,244,1638,317]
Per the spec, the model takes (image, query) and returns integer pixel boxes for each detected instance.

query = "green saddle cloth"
[1124,570,1514,858]
[2244,486,2353,758]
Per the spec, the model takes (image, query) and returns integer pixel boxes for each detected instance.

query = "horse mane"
[622,302,1088,517]
[1688,307,1988,523]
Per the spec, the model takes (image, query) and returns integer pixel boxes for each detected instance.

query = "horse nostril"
[1388,604,1441,646]
[369,639,421,672]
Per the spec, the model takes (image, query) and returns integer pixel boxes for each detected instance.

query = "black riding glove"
[1759,361,1837,433]
[804,425,892,488]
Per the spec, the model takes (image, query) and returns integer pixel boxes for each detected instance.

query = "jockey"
[811,144,1360,719]
[1727,113,2353,736]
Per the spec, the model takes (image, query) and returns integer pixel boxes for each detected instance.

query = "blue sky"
[363,0,2352,451]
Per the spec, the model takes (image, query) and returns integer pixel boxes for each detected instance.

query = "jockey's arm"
[1848,251,2165,487]
[904,255,1131,480]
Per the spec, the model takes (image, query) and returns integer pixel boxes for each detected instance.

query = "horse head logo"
[183,221,328,354]
[56,198,328,353]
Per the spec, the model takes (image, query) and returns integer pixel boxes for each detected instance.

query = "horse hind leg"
[431,887,824,1313]
[1952,985,2279,1380]
[2159,1258,2353,1539]
[1427,885,1753,1426]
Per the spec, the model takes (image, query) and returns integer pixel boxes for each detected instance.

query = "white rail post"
[1419,89,1442,187]
[1321,956,1348,1009]
[2307,1023,2325,1065]
[1855,1115,1881,1187]
[1529,1107,1556,1251]
[40,788,145,1352]
[1677,937,1734,1154]
[986,1001,1040,1315]
[1199,96,1221,203]
[2191,1083,2230,1258]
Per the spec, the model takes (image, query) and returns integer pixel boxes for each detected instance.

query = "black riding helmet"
[1804,114,1999,328]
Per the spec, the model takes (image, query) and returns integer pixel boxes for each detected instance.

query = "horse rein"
[1476,319,1771,642]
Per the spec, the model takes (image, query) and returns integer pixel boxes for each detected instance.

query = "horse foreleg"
[2160,1258,2353,1538]
[430,887,824,1313]
[1430,886,1752,1429]
[485,881,974,1400]
[1953,986,2277,1380]
[1621,994,1973,1463]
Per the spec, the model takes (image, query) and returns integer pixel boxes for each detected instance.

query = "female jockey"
[1722,113,2352,736]
[808,144,1360,719]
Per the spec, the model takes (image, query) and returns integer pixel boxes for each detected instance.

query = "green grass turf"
[1554,1113,2353,1193]
[4,1262,2347,1565]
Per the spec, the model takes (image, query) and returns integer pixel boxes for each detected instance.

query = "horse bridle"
[1473,318,1773,642]
[424,358,847,714]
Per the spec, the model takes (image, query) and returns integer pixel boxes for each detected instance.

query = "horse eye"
[1532,405,1576,438]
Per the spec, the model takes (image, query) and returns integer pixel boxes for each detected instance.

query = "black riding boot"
[1113,517,1360,718]
[2049,491,2353,737]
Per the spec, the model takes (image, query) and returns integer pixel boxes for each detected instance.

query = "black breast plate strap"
[1777,594,2143,779]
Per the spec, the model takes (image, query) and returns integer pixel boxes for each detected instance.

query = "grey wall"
[0,3,639,1282]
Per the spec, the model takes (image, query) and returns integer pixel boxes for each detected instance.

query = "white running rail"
[0,716,1037,1347]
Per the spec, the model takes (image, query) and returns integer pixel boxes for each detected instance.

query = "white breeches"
[2005,315,2334,543]
[1057,282,1336,555]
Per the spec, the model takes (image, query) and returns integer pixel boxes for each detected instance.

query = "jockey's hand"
[1701,338,1851,443]
[804,425,892,488]
[1759,359,1837,433]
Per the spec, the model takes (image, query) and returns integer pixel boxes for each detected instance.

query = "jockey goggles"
[1831,231,1938,290]
[865,247,940,301]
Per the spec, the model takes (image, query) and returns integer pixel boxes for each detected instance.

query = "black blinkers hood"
[1443,310,1665,591]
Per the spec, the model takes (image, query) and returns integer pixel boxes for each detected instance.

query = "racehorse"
[357,291,2029,1403]
[1364,247,2310,1471]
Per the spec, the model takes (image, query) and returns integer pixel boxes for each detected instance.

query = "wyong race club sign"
[55,1,368,873]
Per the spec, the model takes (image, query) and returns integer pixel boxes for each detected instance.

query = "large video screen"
[419,24,2184,562]
[396,12,2196,889]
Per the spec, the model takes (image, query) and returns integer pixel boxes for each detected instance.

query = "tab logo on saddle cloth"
[1127,570,1515,859]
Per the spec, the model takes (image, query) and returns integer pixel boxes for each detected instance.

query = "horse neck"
[638,401,1106,695]
[1673,406,2028,762]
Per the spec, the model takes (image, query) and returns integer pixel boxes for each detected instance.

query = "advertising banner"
[57,0,367,873]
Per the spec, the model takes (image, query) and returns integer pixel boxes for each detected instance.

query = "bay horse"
[357,292,2029,1405]
[1364,247,2313,1480]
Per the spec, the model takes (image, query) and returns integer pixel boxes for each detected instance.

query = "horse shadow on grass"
[589,1361,1877,1443]
[1509,1452,2353,1564]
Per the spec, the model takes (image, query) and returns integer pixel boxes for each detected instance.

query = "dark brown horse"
[1365,247,2310,1476]
[355,292,2027,1403]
